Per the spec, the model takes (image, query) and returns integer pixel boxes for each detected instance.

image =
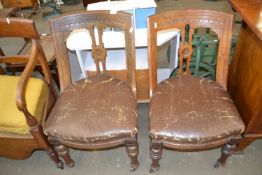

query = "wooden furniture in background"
[0,0,38,9]
[228,0,262,152]
[147,10,245,172]
[0,7,17,57]
[0,7,17,17]
[44,11,139,171]
[3,34,59,88]
[0,18,62,168]
[82,0,101,7]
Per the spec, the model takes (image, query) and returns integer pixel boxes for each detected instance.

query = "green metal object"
[169,28,237,80]
[43,0,61,20]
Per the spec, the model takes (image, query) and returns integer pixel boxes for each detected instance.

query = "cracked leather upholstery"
[150,75,245,149]
[45,74,137,143]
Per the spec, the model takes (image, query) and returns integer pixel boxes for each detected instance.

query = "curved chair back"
[148,10,233,96]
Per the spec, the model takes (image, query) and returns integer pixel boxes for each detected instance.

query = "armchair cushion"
[0,75,48,134]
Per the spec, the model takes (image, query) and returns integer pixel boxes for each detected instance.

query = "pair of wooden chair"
[0,10,244,172]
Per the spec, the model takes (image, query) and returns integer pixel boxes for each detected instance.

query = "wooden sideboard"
[82,0,101,7]
[0,0,38,9]
[228,0,262,152]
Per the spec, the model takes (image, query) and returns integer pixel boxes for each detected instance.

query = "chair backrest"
[49,11,136,94]
[147,10,233,96]
[0,17,50,66]
[0,18,39,39]
[0,18,35,65]
[0,17,54,111]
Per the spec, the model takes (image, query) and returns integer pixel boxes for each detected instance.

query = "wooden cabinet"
[228,0,262,152]
[1,0,38,9]
[82,0,101,7]
[228,22,262,152]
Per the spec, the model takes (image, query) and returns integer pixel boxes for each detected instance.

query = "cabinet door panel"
[1,0,37,8]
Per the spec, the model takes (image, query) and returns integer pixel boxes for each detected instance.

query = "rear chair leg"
[149,141,163,173]
[215,137,241,168]
[125,140,140,171]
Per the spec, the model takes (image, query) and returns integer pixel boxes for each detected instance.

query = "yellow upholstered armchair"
[0,17,62,168]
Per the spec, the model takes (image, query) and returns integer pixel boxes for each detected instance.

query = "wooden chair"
[147,10,245,172]
[44,11,139,171]
[0,17,62,168]
[0,0,38,12]
[1,30,59,89]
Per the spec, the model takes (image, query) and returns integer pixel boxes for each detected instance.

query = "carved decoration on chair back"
[50,11,136,93]
[87,24,107,73]
[148,10,233,93]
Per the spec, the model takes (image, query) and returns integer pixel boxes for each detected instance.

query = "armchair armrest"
[16,39,39,127]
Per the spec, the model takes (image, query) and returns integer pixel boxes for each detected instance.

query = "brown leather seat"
[147,10,245,172]
[150,75,244,149]
[45,75,137,144]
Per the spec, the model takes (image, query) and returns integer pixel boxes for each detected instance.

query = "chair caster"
[130,161,139,171]
[66,160,75,167]
[56,161,64,169]
[149,165,160,173]
[214,160,225,168]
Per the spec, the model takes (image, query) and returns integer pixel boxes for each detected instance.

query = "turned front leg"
[149,141,163,173]
[125,140,139,171]
[54,144,75,167]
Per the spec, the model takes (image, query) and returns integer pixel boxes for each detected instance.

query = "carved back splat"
[178,25,195,75]
[148,10,233,96]
[50,11,136,94]
[87,24,107,74]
